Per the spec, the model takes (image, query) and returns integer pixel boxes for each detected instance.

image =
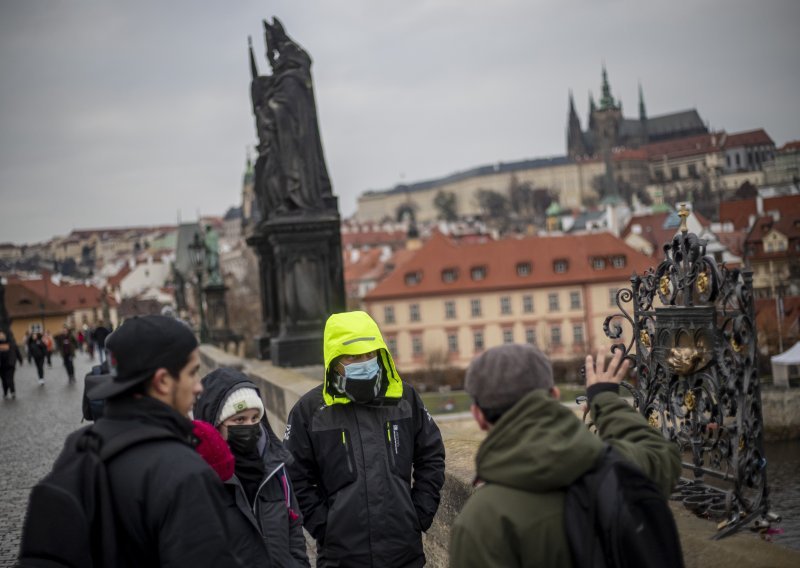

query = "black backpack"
[82,363,110,421]
[19,420,174,567]
[564,444,684,568]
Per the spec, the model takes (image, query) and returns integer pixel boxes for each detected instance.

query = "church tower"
[591,65,623,156]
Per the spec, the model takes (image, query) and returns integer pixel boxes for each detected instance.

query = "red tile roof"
[365,232,654,301]
[108,264,132,288]
[720,195,800,231]
[722,129,774,149]
[755,295,800,338]
[643,133,722,161]
[714,231,747,257]
[4,281,72,319]
[14,279,117,311]
[779,141,800,152]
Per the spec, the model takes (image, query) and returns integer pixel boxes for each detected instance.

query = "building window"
[548,293,559,312]
[525,327,537,345]
[688,163,698,178]
[412,335,423,357]
[612,255,626,268]
[441,268,458,283]
[471,299,482,317]
[404,271,421,286]
[500,296,511,315]
[409,303,420,322]
[608,288,618,307]
[447,333,458,354]
[523,295,534,313]
[473,330,484,352]
[573,324,584,345]
[470,265,487,281]
[592,257,606,270]
[384,305,395,324]
[386,336,397,355]
[550,326,561,346]
[735,154,741,167]
[516,262,532,277]
[726,155,731,168]
[671,167,680,180]
[444,300,456,319]
[570,291,581,309]
[503,328,514,344]
[554,259,568,273]
[654,169,665,182]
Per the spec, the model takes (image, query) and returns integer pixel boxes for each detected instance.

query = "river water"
[765,440,800,551]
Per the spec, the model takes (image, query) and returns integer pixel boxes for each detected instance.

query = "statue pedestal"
[203,283,230,332]
[247,212,345,367]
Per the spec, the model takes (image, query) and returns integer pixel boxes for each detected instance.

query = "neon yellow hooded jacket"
[322,310,403,405]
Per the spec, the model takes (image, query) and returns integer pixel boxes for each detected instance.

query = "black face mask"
[227,424,262,455]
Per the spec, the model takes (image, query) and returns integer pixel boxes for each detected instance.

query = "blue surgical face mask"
[334,356,382,403]
[343,357,380,381]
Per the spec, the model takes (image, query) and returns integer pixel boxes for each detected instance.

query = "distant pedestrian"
[57,327,78,383]
[23,330,31,364]
[92,321,112,365]
[43,330,54,367]
[28,332,47,384]
[0,330,23,399]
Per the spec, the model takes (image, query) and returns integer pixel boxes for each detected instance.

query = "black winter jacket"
[102,396,243,567]
[194,368,309,567]
[285,383,446,568]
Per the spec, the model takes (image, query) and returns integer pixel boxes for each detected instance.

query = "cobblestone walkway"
[0,353,93,567]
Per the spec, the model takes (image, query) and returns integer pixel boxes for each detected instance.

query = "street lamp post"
[187,232,208,343]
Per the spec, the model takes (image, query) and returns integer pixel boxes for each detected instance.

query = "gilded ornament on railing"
[678,203,690,233]
[640,329,651,348]
[731,338,743,353]
[659,275,671,297]
[697,271,709,294]
[684,390,696,411]
[648,412,660,428]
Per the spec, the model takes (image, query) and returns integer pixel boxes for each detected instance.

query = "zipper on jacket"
[251,462,285,518]
[342,430,354,474]
[386,422,397,469]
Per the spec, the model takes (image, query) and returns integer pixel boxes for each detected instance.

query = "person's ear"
[148,368,173,397]
[550,385,561,401]
[470,403,491,432]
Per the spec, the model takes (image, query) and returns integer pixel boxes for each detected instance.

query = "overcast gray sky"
[1,0,798,244]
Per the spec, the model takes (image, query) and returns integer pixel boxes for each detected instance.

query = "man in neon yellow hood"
[284,311,445,568]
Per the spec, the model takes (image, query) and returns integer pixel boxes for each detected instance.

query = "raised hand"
[585,348,630,387]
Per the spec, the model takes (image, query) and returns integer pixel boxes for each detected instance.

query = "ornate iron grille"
[601,205,776,538]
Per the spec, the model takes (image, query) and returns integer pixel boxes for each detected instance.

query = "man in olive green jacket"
[450,344,681,567]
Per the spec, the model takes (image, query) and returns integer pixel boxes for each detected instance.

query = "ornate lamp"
[187,232,208,342]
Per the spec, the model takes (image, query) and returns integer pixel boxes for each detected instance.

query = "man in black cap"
[25,315,244,567]
[450,344,681,567]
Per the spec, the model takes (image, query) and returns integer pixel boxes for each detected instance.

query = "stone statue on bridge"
[249,17,333,219]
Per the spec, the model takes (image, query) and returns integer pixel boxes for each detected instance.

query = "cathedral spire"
[638,83,647,121]
[567,90,587,158]
[248,36,259,80]
[599,64,616,110]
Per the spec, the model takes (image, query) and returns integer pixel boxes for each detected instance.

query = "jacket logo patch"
[234,401,247,412]
[284,423,292,441]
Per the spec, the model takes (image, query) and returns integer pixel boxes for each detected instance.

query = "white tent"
[771,342,800,387]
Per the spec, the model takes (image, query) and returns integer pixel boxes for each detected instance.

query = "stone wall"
[199,345,800,567]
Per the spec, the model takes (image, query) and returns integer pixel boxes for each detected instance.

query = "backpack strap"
[90,419,182,462]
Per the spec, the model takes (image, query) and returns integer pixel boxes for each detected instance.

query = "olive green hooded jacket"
[284,311,446,568]
[450,389,681,568]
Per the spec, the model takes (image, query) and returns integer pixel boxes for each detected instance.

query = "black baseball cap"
[90,315,198,400]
